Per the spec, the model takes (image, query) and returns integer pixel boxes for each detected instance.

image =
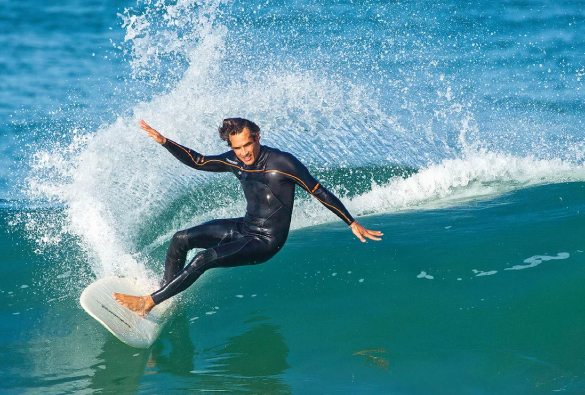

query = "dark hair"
[218,118,260,146]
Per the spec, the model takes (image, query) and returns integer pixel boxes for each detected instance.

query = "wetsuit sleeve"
[279,153,355,226]
[162,139,236,173]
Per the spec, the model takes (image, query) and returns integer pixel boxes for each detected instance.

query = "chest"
[237,170,295,200]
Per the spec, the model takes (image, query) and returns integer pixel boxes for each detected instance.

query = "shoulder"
[266,147,302,167]
[264,146,311,176]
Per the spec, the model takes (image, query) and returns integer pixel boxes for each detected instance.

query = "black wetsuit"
[150,139,355,305]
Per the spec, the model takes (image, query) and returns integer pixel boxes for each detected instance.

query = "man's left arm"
[281,154,383,242]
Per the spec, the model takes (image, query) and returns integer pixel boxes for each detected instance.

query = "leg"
[163,219,243,285]
[114,238,268,316]
[114,219,244,317]
[151,237,276,306]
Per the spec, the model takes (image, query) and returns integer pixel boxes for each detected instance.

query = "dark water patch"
[310,164,417,198]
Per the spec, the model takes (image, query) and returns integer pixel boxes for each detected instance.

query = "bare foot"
[112,293,156,317]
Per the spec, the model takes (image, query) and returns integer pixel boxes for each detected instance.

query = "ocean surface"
[2,0,585,393]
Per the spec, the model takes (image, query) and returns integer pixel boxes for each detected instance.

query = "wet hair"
[218,118,260,146]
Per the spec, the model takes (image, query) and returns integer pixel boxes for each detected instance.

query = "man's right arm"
[162,139,233,173]
[139,120,234,173]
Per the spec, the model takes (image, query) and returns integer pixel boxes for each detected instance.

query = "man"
[114,118,383,316]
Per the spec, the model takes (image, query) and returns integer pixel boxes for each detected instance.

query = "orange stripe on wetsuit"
[163,140,354,226]
[168,139,267,173]
[167,140,241,170]
[264,170,353,225]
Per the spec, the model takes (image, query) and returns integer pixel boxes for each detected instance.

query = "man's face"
[229,128,261,165]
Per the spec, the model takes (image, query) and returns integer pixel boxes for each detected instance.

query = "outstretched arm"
[139,120,234,173]
[277,153,383,243]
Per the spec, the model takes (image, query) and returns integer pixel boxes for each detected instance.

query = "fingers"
[138,120,166,144]
[358,228,381,241]
[351,222,383,242]
[364,229,383,241]
[138,119,155,133]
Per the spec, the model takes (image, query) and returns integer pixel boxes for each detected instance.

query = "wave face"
[4,0,585,394]
[14,0,585,283]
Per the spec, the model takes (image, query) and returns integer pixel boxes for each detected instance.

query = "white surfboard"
[80,276,170,348]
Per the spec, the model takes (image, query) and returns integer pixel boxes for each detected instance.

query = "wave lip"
[292,149,585,229]
[350,150,584,213]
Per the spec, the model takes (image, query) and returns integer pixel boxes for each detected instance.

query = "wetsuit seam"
[261,205,286,224]
[217,232,230,245]
[167,140,199,166]
[264,181,291,215]
[168,139,243,170]
[227,238,254,257]
[312,195,352,224]
[206,239,256,269]
[265,170,312,192]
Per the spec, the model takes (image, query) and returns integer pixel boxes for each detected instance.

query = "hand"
[139,119,167,145]
[350,221,383,243]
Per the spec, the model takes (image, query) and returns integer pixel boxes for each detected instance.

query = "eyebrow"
[232,141,254,149]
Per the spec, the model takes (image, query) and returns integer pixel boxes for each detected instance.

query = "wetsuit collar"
[243,145,269,170]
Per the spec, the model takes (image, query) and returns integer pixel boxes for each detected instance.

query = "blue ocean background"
[2,0,585,393]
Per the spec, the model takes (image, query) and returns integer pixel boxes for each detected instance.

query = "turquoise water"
[4,184,585,393]
[2,0,585,394]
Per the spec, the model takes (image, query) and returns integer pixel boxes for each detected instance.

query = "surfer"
[113,118,383,316]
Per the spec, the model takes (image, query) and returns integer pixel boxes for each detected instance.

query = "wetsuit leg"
[163,218,243,285]
[151,237,276,305]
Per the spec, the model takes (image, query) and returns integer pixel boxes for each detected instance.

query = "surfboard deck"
[80,276,170,348]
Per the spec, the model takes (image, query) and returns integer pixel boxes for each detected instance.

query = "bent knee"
[172,230,190,245]
[168,230,190,254]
